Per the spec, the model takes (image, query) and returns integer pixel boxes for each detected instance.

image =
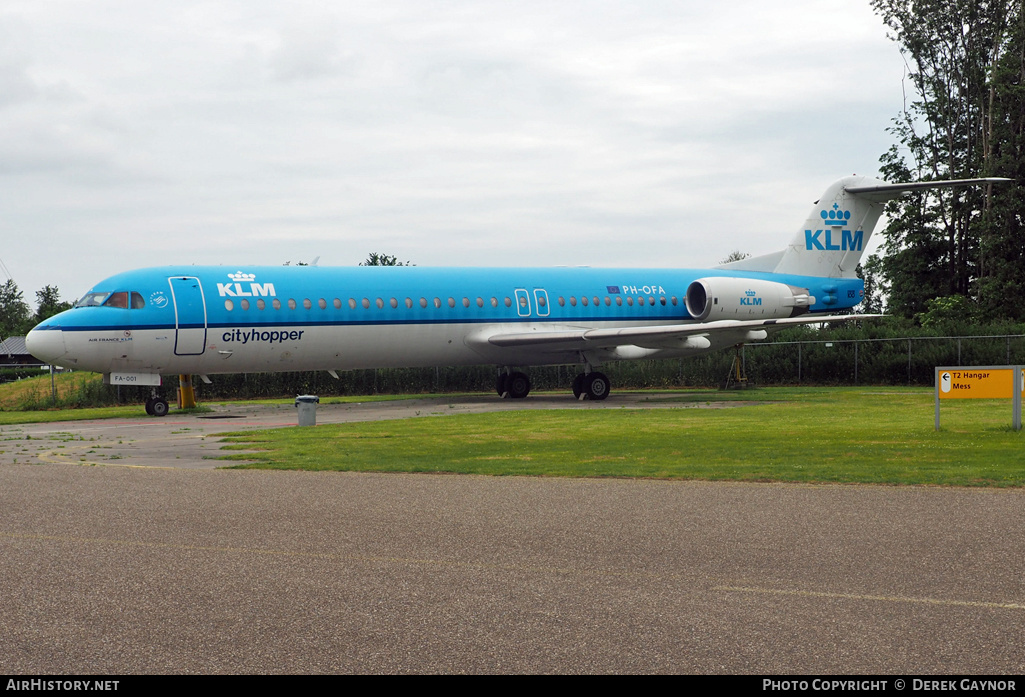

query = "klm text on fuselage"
[217,282,277,297]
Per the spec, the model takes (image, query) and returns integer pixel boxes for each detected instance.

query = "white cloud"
[0,0,903,303]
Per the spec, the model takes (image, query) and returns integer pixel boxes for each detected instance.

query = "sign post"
[935,365,1024,431]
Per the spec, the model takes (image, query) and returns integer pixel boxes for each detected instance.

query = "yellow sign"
[936,365,1024,431]
[936,368,1024,399]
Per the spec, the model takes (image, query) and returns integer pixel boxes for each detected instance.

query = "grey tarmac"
[1,395,1023,674]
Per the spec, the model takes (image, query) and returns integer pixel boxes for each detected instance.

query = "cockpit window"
[75,291,146,309]
[75,292,110,307]
[103,292,129,308]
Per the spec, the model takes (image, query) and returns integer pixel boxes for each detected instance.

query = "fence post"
[907,339,912,385]
[854,340,858,385]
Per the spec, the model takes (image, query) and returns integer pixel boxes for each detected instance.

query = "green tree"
[977,7,1025,321]
[871,0,1017,318]
[858,258,886,315]
[719,250,750,264]
[874,147,954,317]
[33,285,72,324]
[360,252,412,267]
[915,294,983,329]
[0,279,30,338]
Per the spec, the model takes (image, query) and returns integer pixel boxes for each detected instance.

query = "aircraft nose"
[26,326,67,365]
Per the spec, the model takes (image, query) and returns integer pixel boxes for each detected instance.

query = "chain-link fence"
[742,333,1025,386]
[10,333,1025,408]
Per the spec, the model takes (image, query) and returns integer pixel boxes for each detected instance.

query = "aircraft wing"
[486,314,883,351]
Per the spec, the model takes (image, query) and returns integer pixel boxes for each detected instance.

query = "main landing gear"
[572,371,610,401]
[496,369,611,401]
[496,371,531,399]
[145,389,170,417]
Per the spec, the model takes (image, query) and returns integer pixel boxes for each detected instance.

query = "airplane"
[26,174,1010,416]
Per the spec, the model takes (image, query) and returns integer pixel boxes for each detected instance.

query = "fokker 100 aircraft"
[26,175,1008,415]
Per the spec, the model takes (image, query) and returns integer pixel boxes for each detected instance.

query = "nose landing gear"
[144,389,170,417]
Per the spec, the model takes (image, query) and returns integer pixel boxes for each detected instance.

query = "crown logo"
[820,203,851,227]
[229,271,256,282]
[745,290,757,296]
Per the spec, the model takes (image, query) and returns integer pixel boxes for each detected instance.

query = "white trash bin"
[295,394,320,426]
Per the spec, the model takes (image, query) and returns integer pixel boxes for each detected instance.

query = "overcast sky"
[2,0,907,304]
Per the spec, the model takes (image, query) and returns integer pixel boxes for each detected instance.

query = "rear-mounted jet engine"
[685,278,814,321]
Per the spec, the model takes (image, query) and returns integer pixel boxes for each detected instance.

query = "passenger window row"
[558,295,677,308]
[223,294,679,312]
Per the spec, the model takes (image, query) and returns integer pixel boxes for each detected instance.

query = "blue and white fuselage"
[27,175,1008,405]
[27,264,863,377]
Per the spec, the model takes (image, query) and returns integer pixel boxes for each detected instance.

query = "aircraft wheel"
[584,372,610,401]
[150,398,170,417]
[507,371,531,399]
[572,373,585,399]
[144,399,155,416]
[496,373,509,397]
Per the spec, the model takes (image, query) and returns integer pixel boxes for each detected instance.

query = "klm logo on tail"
[805,204,863,251]
[805,229,863,251]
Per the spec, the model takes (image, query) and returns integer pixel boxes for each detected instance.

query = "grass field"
[0,372,457,424]
[217,387,1025,486]
[0,372,144,424]
[0,372,96,409]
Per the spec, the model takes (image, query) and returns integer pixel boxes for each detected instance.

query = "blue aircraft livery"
[26,174,1010,413]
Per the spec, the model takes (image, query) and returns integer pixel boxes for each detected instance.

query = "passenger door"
[169,276,207,356]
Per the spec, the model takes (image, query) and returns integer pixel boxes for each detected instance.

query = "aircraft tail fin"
[724,176,1012,279]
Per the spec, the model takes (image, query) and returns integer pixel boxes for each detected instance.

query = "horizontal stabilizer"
[844,177,1013,202]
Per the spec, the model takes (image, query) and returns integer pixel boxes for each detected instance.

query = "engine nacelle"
[685,278,814,321]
